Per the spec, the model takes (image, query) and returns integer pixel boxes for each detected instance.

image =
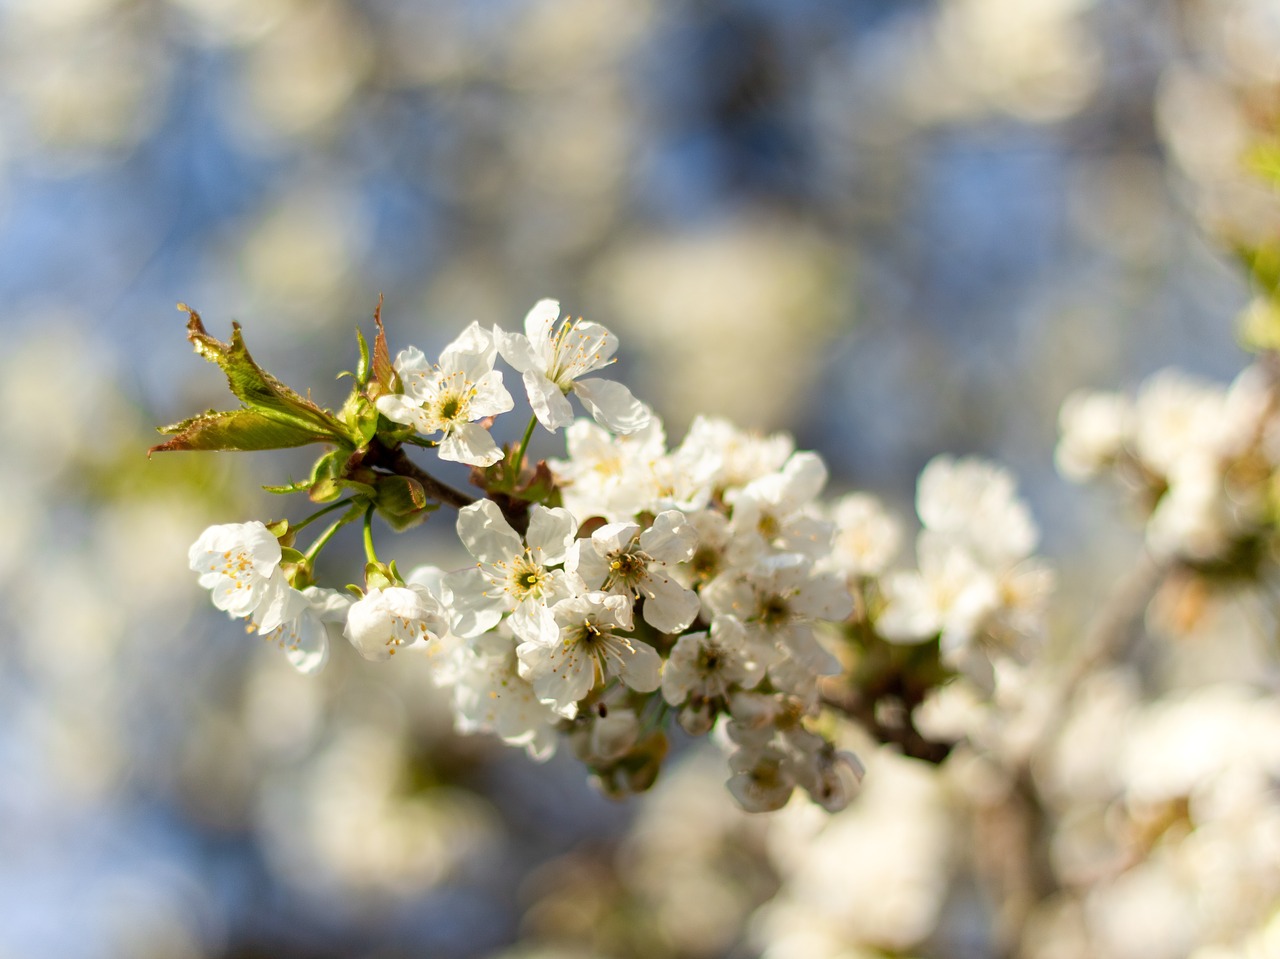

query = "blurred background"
[1,0,1277,956]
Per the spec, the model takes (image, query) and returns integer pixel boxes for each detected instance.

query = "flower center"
[757,512,781,540]
[509,558,546,599]
[607,547,649,589]
[439,393,463,421]
[757,593,791,627]
[689,545,721,580]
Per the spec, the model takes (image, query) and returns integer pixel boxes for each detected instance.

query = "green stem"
[291,497,353,534]
[362,504,379,564]
[303,515,348,564]
[512,414,538,478]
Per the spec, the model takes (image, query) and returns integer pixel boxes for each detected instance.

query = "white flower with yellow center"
[446,498,578,644]
[568,510,701,634]
[701,553,852,678]
[876,531,1000,654]
[549,418,666,522]
[516,592,660,717]
[255,586,351,675]
[453,630,561,761]
[495,298,651,434]
[189,520,303,631]
[661,615,765,710]
[376,321,514,466]
[344,583,448,662]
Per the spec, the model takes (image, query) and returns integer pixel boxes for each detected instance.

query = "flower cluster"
[1058,363,1277,567]
[173,299,1051,811]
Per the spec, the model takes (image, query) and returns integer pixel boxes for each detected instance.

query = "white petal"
[468,370,515,419]
[616,639,662,693]
[494,327,542,374]
[640,572,701,633]
[792,571,854,622]
[456,499,524,564]
[391,346,433,399]
[525,505,577,565]
[439,422,504,466]
[522,298,561,347]
[639,510,697,565]
[778,451,828,509]
[280,608,329,675]
[444,566,508,637]
[510,600,559,645]
[523,369,575,432]
[875,572,940,643]
[440,321,495,371]
[591,521,641,557]
[252,575,308,634]
[376,393,428,429]
[572,377,652,434]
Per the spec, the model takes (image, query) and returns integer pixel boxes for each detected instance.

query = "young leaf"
[179,304,348,440]
[149,409,335,455]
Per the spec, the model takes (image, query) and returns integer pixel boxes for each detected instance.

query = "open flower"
[375,321,514,466]
[516,592,660,717]
[446,498,579,644]
[255,586,351,675]
[495,298,651,434]
[661,616,766,710]
[344,583,449,662]
[569,510,701,633]
[189,520,303,631]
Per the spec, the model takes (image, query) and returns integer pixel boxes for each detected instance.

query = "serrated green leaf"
[179,304,348,440]
[149,409,334,455]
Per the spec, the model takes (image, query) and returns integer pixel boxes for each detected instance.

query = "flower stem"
[303,515,348,564]
[512,414,538,478]
[362,504,379,564]
[291,497,353,534]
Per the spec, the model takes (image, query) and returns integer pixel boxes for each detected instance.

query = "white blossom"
[727,451,834,562]
[256,585,351,675]
[453,630,561,760]
[375,321,514,466]
[569,510,701,633]
[189,520,302,630]
[661,616,766,709]
[550,418,667,522]
[876,532,1000,654]
[446,498,579,644]
[495,298,651,434]
[516,592,660,717]
[726,745,798,812]
[344,583,448,662]
[916,455,1037,568]
[680,415,794,492]
[827,493,902,578]
[702,552,852,678]
[1056,388,1132,481]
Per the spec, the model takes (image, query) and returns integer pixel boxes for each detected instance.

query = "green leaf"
[179,304,347,440]
[262,447,346,494]
[355,327,372,386]
[149,408,334,455]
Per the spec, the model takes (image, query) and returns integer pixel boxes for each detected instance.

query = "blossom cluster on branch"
[161,298,1053,812]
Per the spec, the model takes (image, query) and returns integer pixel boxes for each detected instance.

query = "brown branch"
[359,439,476,510]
